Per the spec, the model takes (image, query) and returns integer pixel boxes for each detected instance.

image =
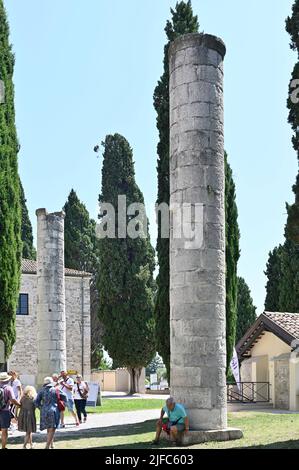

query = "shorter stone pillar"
[36,209,67,387]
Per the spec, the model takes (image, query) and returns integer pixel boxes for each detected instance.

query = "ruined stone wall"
[8,274,38,384]
[8,273,91,385]
[65,276,91,380]
[274,357,289,410]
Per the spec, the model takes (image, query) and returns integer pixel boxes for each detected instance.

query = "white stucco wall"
[250,332,291,358]
[240,332,293,407]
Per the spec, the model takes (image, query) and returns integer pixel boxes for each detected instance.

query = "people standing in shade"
[59,371,79,427]
[35,377,67,450]
[73,374,89,424]
[0,372,21,449]
[8,370,22,429]
[18,386,37,449]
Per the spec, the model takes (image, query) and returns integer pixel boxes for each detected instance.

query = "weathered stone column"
[36,209,67,386]
[169,34,227,431]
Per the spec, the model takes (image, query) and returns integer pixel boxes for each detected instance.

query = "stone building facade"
[8,259,91,386]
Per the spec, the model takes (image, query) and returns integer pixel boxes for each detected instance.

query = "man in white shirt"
[59,371,79,427]
[8,370,22,430]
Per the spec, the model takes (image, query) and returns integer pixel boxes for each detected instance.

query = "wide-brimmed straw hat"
[0,372,12,382]
[43,377,54,386]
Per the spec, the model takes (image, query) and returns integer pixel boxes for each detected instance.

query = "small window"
[16,294,29,316]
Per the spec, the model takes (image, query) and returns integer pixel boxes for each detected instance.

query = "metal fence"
[227,382,270,403]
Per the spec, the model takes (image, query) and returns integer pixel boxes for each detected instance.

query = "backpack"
[0,387,6,410]
[56,388,65,412]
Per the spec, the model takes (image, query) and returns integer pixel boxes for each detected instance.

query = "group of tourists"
[0,370,89,449]
[0,370,189,449]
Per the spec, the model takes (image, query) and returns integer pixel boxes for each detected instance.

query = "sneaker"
[60,424,65,429]
[83,417,87,423]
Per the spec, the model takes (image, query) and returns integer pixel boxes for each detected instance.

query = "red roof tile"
[21,259,91,278]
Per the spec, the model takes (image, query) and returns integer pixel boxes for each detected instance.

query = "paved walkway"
[9,408,160,440]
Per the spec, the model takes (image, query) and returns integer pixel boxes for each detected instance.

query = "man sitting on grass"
[152,396,189,445]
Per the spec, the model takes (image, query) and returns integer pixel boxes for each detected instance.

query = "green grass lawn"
[86,398,165,414]
[8,411,299,449]
[34,398,164,420]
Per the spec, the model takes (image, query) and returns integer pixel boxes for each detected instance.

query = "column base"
[178,428,243,446]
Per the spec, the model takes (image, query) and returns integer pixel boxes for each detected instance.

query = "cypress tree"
[225,153,240,371]
[98,134,156,393]
[286,2,299,244]
[64,189,99,273]
[264,242,299,313]
[264,245,284,311]
[236,277,256,342]
[20,179,36,260]
[0,0,22,358]
[154,0,199,379]
[63,189,103,369]
[263,2,299,315]
[279,240,299,312]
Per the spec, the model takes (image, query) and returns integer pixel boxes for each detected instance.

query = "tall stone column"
[169,34,227,431]
[36,209,67,386]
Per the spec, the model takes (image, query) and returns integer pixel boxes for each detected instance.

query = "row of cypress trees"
[1,0,256,384]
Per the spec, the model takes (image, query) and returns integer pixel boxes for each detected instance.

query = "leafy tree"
[63,189,103,369]
[20,179,36,260]
[0,0,22,358]
[286,2,299,244]
[146,353,164,376]
[154,0,199,380]
[236,277,257,342]
[92,348,112,371]
[264,245,284,311]
[225,154,240,371]
[97,134,156,393]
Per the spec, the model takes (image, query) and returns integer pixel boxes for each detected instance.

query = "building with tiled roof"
[236,311,299,411]
[2,205,92,387]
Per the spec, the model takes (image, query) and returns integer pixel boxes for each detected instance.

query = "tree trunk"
[128,367,142,394]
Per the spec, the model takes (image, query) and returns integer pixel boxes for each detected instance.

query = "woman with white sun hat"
[0,372,21,449]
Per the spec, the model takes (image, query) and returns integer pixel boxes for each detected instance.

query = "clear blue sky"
[5,0,297,314]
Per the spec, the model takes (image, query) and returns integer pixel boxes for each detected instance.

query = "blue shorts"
[66,399,75,412]
[0,410,11,430]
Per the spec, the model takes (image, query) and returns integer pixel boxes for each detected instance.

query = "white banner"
[230,347,241,391]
